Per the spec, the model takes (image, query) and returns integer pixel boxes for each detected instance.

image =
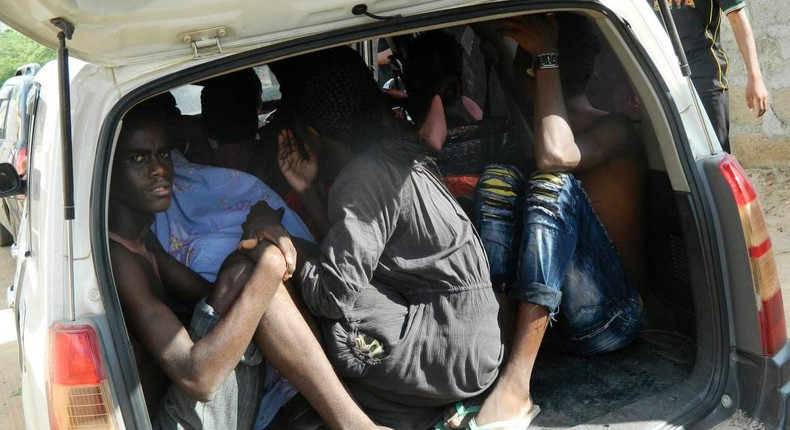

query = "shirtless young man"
[108,105,383,429]
[467,13,647,429]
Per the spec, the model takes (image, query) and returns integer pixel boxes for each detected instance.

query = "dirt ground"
[745,167,790,321]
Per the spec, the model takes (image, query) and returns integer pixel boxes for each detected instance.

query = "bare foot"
[441,397,484,429]
[474,374,534,427]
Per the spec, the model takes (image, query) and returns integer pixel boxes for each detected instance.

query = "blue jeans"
[475,165,643,356]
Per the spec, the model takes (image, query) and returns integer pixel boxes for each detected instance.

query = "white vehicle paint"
[0,1,786,429]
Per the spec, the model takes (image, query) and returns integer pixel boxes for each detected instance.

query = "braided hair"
[287,46,389,152]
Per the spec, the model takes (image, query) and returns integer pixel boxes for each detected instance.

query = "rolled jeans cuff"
[510,281,562,314]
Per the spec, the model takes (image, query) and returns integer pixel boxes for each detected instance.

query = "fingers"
[237,237,259,251]
[302,136,317,161]
[277,130,289,170]
[748,96,768,118]
[260,227,297,280]
[757,96,768,118]
[237,227,297,281]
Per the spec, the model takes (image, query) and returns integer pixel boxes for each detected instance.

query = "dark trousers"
[698,89,731,152]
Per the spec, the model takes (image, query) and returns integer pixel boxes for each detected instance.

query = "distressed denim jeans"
[475,165,643,356]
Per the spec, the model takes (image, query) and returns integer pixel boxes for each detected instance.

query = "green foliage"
[0,28,56,83]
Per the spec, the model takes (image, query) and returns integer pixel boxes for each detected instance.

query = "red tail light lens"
[48,323,117,430]
[719,155,787,356]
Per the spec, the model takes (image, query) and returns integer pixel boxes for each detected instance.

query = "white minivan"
[1,0,788,429]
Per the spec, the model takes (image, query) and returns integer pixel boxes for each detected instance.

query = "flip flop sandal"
[467,405,541,430]
[434,400,483,430]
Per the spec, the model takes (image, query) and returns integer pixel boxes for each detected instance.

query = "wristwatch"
[533,53,559,70]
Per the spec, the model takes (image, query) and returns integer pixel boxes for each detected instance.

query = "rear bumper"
[733,340,790,429]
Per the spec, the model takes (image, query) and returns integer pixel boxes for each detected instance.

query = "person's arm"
[500,15,637,172]
[294,185,330,239]
[499,16,580,171]
[417,95,448,153]
[532,69,637,172]
[111,241,286,401]
[298,159,401,320]
[146,235,211,308]
[727,7,769,117]
[532,68,579,171]
[238,201,298,279]
[277,128,330,237]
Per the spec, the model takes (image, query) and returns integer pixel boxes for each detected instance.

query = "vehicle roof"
[0,74,36,98]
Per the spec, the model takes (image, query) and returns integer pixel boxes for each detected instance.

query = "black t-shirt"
[651,0,746,93]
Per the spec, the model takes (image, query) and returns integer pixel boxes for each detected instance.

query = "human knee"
[524,172,578,217]
[476,164,525,221]
[253,242,288,281]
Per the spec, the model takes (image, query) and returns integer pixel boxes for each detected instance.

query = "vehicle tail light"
[47,323,118,430]
[719,155,787,356]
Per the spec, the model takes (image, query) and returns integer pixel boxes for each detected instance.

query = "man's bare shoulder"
[593,112,641,158]
[589,112,638,144]
[108,239,167,305]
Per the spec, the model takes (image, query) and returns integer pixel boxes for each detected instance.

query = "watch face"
[538,53,559,69]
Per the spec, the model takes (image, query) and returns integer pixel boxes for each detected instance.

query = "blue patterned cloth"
[153,150,312,429]
[154,150,313,282]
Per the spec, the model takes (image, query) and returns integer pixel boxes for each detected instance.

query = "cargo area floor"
[529,330,695,429]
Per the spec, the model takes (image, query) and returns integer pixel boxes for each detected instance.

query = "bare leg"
[474,302,548,426]
[209,251,268,313]
[211,252,384,429]
[254,283,384,429]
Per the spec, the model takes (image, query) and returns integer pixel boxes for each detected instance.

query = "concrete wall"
[719,0,790,167]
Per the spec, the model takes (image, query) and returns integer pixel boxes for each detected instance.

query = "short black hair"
[116,104,170,168]
[134,92,180,121]
[285,46,387,150]
[200,68,262,140]
[402,30,464,96]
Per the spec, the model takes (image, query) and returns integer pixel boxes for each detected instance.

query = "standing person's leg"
[459,165,521,428]
[698,89,731,152]
[475,165,525,288]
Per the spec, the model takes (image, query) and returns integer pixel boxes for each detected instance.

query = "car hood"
[0,0,481,66]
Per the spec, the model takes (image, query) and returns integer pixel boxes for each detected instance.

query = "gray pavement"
[0,245,23,430]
